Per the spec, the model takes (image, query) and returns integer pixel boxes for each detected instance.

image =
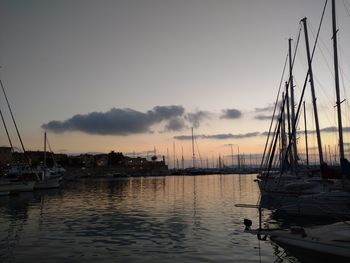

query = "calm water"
[0,174,298,263]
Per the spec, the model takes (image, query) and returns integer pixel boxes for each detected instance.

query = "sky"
[1,0,350,167]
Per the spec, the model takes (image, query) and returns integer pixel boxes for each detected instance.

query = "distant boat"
[34,132,64,190]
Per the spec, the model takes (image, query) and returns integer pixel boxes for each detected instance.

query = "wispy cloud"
[174,132,260,140]
[254,114,274,120]
[308,126,350,134]
[42,105,185,135]
[220,109,242,119]
[254,104,275,112]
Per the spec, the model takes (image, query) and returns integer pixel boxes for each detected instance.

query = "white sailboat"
[34,132,63,190]
[268,221,350,262]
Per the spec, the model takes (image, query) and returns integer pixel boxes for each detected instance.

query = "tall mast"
[301,17,324,165]
[303,101,309,168]
[285,81,293,170]
[181,146,184,169]
[237,145,240,169]
[331,0,345,170]
[44,131,47,179]
[173,141,176,169]
[166,148,169,166]
[281,91,287,171]
[289,38,298,171]
[191,127,195,168]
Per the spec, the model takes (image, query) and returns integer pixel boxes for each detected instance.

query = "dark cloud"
[185,111,211,128]
[320,126,337,133]
[261,131,272,136]
[174,132,260,140]
[254,114,274,120]
[164,117,186,131]
[220,109,242,119]
[42,105,185,135]
[307,126,350,134]
[254,104,275,112]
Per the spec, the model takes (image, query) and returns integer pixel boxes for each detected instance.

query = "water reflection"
[0,174,298,263]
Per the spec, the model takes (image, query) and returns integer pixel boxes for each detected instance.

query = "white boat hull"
[271,231,350,262]
[34,177,62,190]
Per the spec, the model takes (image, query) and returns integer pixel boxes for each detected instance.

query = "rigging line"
[264,94,287,184]
[194,138,202,167]
[343,0,350,18]
[338,49,350,144]
[259,53,288,171]
[339,47,350,99]
[262,114,280,171]
[309,22,333,58]
[315,37,335,77]
[315,78,335,108]
[0,79,28,157]
[46,134,54,153]
[292,24,302,68]
[0,104,14,152]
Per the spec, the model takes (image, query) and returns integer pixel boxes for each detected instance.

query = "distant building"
[0,146,12,165]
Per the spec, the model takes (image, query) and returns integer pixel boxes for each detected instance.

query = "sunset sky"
[1,0,350,167]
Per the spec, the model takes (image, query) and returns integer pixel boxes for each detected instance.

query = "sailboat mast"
[181,146,184,169]
[173,141,176,169]
[281,91,287,171]
[191,127,195,168]
[289,38,298,171]
[301,17,324,165]
[303,101,309,168]
[331,0,345,166]
[285,81,293,171]
[44,131,47,179]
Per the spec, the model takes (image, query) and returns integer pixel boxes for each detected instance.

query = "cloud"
[220,109,242,119]
[254,114,274,120]
[185,111,211,128]
[307,126,350,134]
[320,126,337,133]
[254,104,275,112]
[164,117,186,131]
[174,132,260,140]
[173,125,350,142]
[42,105,185,135]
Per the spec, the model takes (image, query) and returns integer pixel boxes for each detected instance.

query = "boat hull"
[34,177,62,190]
[0,180,35,193]
[271,235,350,263]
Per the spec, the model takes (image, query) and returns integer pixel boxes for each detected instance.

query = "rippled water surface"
[0,174,297,262]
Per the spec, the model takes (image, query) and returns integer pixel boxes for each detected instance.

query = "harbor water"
[0,174,298,262]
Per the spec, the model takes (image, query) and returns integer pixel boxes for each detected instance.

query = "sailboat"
[0,79,37,194]
[34,132,64,190]
[270,0,350,219]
